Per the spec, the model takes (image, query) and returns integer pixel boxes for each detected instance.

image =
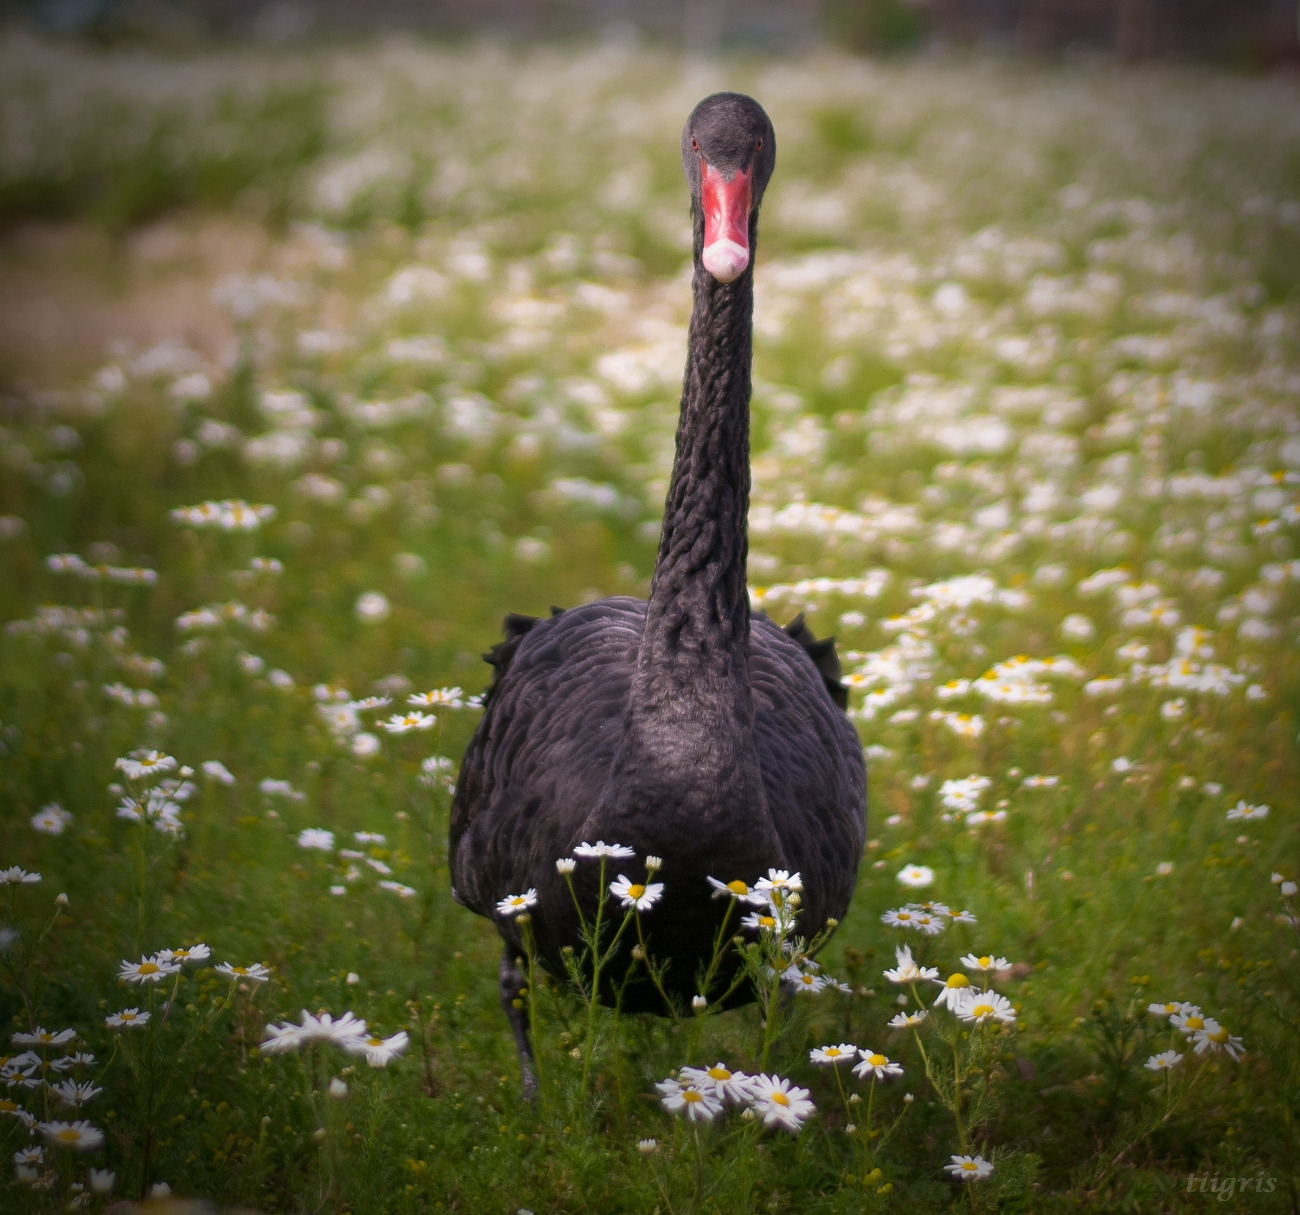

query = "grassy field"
[1,34,1298,1214]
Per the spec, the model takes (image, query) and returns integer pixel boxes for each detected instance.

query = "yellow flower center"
[367,1037,383,1048]
[707,1067,730,1080]
[897,912,912,921]
[867,1054,887,1066]
[978,957,991,967]
[139,962,159,975]
[627,884,645,899]
[758,916,775,928]
[0,1099,16,1112]
[825,1049,842,1058]
[971,1003,994,1017]
[946,974,970,988]
[38,1033,52,1041]
[56,1129,81,1142]
[121,1013,137,1021]
[682,1089,702,1103]
[961,1161,978,1172]
[1208,1027,1229,1043]
[231,966,248,975]
[1185,1016,1204,1031]
[799,976,815,985]
[772,1091,789,1107]
[726,880,749,896]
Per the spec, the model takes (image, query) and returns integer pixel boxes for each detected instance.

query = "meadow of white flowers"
[0,34,1296,1213]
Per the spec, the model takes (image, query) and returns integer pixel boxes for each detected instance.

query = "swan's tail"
[782,613,849,711]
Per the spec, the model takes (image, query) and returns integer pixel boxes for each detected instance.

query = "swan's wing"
[750,615,867,927]
[449,598,643,917]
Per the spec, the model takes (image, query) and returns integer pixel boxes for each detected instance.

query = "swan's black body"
[450,94,866,1038]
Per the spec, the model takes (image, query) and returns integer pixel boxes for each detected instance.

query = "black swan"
[450,92,866,1084]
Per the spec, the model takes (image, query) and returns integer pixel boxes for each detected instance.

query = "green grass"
[1,35,1298,1214]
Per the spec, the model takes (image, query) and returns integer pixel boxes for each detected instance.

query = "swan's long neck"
[637,225,755,698]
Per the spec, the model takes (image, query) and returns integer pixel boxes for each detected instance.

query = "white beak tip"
[702,239,749,283]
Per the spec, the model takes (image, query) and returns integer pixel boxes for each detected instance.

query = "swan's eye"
[755,138,762,150]
[691,137,699,151]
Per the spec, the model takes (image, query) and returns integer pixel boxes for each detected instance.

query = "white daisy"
[105,1009,150,1029]
[1192,1023,1244,1061]
[809,1044,859,1066]
[0,867,41,886]
[30,804,72,835]
[118,956,181,984]
[49,1080,102,1107]
[887,1010,928,1029]
[932,973,974,1010]
[755,869,803,895]
[380,711,437,734]
[945,1154,993,1181]
[852,1050,903,1081]
[896,864,934,888]
[573,840,636,859]
[883,945,939,985]
[609,875,664,912]
[495,889,538,918]
[11,1026,75,1046]
[114,752,177,781]
[953,989,1017,1025]
[706,876,767,906]
[357,1031,410,1068]
[747,1074,816,1133]
[1225,800,1269,821]
[39,1120,104,1150]
[959,954,1011,974]
[655,1078,722,1122]
[1144,1050,1183,1071]
[297,829,335,851]
[157,944,211,965]
[214,962,271,983]
[678,1063,755,1104]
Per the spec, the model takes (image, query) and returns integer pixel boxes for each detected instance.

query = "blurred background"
[2,0,1298,62]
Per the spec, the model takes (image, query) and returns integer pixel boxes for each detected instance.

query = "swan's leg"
[499,948,539,1101]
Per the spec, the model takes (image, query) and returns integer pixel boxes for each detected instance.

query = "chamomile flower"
[883,945,939,984]
[656,1078,722,1122]
[1147,1000,1189,1018]
[748,1074,815,1133]
[214,962,271,983]
[810,1044,859,1066]
[1192,1024,1244,1061]
[0,868,41,886]
[887,1009,928,1029]
[13,1145,44,1165]
[380,711,436,734]
[609,875,664,911]
[1170,1009,1210,1036]
[945,1154,993,1181]
[881,907,920,929]
[496,889,538,918]
[31,804,72,835]
[896,864,934,888]
[12,1026,75,1046]
[933,973,973,1010]
[49,1080,101,1107]
[787,969,828,994]
[953,989,1016,1025]
[118,955,181,984]
[960,954,1011,974]
[944,907,978,925]
[39,1120,104,1150]
[756,869,803,895]
[6,1105,37,1130]
[910,911,947,935]
[1144,1050,1183,1071]
[852,1051,903,1081]
[678,1063,755,1103]
[114,751,176,781]
[572,840,636,859]
[105,1009,149,1029]
[555,858,576,874]
[297,829,335,851]
[1225,801,1269,821]
[706,876,767,906]
[740,910,783,933]
[157,943,210,965]
[357,1031,410,1067]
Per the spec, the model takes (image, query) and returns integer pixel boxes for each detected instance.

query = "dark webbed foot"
[499,948,538,1102]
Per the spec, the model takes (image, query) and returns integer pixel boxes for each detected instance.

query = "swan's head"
[681,93,776,284]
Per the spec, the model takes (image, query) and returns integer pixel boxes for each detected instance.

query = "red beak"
[700,160,752,283]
